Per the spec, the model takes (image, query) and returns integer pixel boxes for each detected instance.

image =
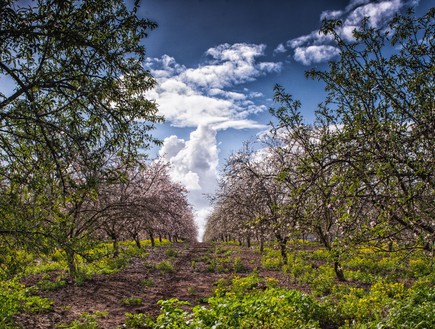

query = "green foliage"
[149,275,324,329]
[377,286,435,329]
[152,299,192,328]
[140,278,154,287]
[409,258,433,278]
[0,280,52,327]
[165,248,179,258]
[122,297,143,307]
[56,312,107,329]
[214,274,262,297]
[309,265,336,296]
[232,257,247,272]
[155,260,175,272]
[0,249,35,279]
[261,255,282,270]
[37,275,67,291]
[331,281,404,323]
[124,312,153,328]
[203,245,248,273]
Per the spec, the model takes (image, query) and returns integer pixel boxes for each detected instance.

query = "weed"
[56,312,101,329]
[0,279,53,327]
[140,278,153,287]
[121,297,143,306]
[165,248,178,258]
[187,287,197,295]
[37,276,67,291]
[233,257,247,272]
[124,312,152,328]
[155,260,174,272]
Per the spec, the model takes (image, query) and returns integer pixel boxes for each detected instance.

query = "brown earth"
[15,242,302,328]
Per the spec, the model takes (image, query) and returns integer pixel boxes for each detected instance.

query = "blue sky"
[138,0,430,239]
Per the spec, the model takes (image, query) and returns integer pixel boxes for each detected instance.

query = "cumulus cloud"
[159,125,219,240]
[146,43,281,129]
[285,0,418,65]
[293,45,341,65]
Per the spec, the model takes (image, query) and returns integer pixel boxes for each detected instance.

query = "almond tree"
[0,0,162,276]
[305,8,434,249]
[267,7,435,279]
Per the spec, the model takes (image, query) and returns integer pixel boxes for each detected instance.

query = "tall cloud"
[159,125,219,240]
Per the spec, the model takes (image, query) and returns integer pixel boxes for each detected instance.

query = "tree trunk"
[334,261,346,281]
[247,235,251,248]
[277,236,288,264]
[149,231,155,247]
[134,235,141,249]
[112,237,119,258]
[159,234,162,243]
[260,236,264,253]
[65,249,77,279]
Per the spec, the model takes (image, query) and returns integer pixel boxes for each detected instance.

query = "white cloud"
[214,119,267,131]
[159,126,219,240]
[194,207,213,242]
[287,0,417,65]
[288,33,316,49]
[146,43,282,129]
[346,0,401,25]
[320,9,345,21]
[273,43,287,54]
[293,45,340,65]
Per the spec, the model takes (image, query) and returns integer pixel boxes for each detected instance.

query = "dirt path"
[16,242,246,328]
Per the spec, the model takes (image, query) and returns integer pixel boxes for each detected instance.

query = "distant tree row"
[204,8,434,281]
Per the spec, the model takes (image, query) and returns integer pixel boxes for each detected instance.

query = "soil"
[15,242,304,328]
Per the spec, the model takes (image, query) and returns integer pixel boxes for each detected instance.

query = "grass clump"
[155,260,174,272]
[165,248,179,258]
[121,297,143,306]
